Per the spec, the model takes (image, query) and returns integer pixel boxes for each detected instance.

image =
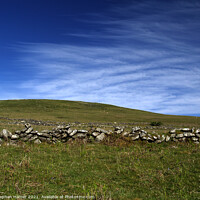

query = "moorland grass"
[0,99,199,199]
[0,140,199,200]
[0,99,199,127]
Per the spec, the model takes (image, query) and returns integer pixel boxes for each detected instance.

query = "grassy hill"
[0,99,199,126]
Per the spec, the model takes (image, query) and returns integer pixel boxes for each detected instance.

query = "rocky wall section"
[0,124,199,146]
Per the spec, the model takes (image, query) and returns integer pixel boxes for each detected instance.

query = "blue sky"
[0,0,200,116]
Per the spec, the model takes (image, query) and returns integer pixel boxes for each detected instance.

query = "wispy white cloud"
[13,43,200,115]
[9,0,200,115]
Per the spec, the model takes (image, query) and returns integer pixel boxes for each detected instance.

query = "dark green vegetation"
[0,99,199,126]
[150,121,163,126]
[0,141,199,200]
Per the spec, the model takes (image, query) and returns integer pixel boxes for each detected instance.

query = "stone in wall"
[114,126,124,134]
[0,129,12,141]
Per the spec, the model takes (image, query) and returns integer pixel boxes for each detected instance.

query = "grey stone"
[31,131,38,135]
[19,133,27,138]
[153,136,158,140]
[141,130,147,134]
[21,134,32,142]
[147,137,154,142]
[170,134,176,138]
[178,137,186,142]
[77,130,88,133]
[96,133,105,142]
[41,130,49,133]
[192,127,195,133]
[183,132,195,137]
[107,130,113,135]
[141,136,147,140]
[132,135,140,141]
[132,127,140,133]
[69,130,77,137]
[61,129,68,133]
[161,135,166,142]
[195,129,200,134]
[165,136,170,142]
[122,132,129,137]
[38,137,47,142]
[15,130,21,135]
[0,129,12,140]
[25,123,31,128]
[67,128,73,134]
[191,137,198,142]
[115,127,122,131]
[147,134,152,137]
[34,139,42,144]
[176,134,184,139]
[170,129,176,134]
[74,133,87,139]
[183,133,189,137]
[57,125,65,129]
[21,128,28,133]
[92,132,101,137]
[155,140,162,144]
[25,127,33,134]
[116,130,123,134]
[53,132,61,138]
[29,135,38,142]
[140,132,147,138]
[65,125,71,129]
[188,133,195,137]
[11,134,19,140]
[37,132,50,137]
[52,137,58,142]
[96,128,108,134]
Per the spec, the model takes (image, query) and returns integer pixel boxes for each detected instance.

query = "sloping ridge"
[0,99,199,125]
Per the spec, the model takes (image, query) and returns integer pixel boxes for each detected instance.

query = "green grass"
[0,99,199,126]
[0,99,199,199]
[0,141,199,199]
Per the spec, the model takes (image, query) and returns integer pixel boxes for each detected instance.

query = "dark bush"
[150,121,162,126]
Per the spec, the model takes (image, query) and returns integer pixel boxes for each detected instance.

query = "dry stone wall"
[0,124,199,146]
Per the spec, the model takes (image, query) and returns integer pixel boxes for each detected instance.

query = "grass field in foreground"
[0,140,199,200]
[0,99,199,127]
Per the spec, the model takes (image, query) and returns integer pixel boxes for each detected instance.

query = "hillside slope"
[0,99,199,126]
